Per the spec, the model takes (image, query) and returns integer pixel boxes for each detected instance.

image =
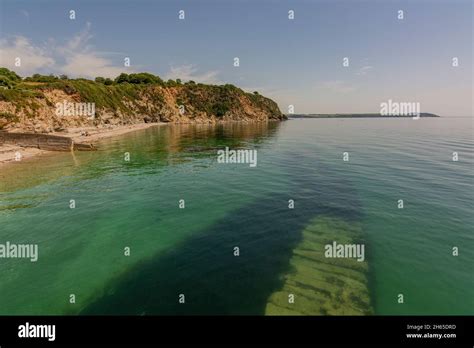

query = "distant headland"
[288,113,440,119]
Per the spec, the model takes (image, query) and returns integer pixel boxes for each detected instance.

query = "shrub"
[114,73,130,84]
[0,67,22,82]
[130,73,163,85]
[167,79,177,87]
[24,74,59,83]
[0,111,19,121]
[0,76,14,89]
[212,102,229,117]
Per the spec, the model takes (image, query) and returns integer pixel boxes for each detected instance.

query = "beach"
[0,122,164,167]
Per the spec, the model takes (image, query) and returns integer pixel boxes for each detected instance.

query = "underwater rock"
[265,216,373,315]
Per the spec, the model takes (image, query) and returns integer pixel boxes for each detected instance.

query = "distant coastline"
[288,113,440,119]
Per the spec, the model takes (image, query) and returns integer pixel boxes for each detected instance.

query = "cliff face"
[0,73,285,133]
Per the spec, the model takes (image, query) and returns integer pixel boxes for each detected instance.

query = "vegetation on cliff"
[0,68,285,132]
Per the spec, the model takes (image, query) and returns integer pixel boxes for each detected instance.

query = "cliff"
[0,68,285,133]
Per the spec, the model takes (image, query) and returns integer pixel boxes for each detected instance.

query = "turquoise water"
[0,118,472,315]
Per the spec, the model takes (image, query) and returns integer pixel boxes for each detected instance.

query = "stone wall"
[0,132,94,151]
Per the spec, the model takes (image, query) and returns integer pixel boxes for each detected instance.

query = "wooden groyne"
[0,132,95,151]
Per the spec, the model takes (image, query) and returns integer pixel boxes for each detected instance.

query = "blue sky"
[0,0,472,115]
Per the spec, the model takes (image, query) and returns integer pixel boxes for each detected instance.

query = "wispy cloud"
[20,10,30,22]
[60,53,126,79]
[0,23,128,79]
[0,36,55,75]
[58,23,126,78]
[356,65,373,76]
[164,64,220,84]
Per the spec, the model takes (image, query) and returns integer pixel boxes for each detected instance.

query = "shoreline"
[0,119,283,167]
[0,122,164,167]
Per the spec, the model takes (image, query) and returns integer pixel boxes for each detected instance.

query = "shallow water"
[0,118,472,315]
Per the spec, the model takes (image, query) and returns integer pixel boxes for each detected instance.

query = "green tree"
[167,79,177,87]
[114,73,130,84]
[24,74,58,83]
[0,68,22,82]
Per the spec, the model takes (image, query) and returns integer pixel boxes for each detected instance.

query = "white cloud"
[0,23,127,79]
[0,36,55,75]
[58,23,126,78]
[60,53,125,79]
[61,22,94,53]
[164,64,220,84]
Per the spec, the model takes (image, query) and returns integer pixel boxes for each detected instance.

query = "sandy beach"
[0,123,164,167]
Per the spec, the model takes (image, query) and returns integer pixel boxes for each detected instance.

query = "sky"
[0,0,472,115]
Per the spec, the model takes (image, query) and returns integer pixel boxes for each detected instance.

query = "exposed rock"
[0,73,285,133]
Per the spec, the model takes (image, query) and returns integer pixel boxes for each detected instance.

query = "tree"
[127,73,163,85]
[95,77,105,83]
[167,79,177,87]
[60,74,69,80]
[0,68,22,82]
[24,74,58,83]
[104,78,113,85]
[114,73,130,84]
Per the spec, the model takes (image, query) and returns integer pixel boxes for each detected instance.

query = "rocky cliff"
[0,68,285,133]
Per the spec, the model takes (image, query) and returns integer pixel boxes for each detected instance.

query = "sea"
[0,117,472,315]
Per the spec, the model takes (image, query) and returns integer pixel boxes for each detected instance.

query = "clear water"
[0,118,472,315]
